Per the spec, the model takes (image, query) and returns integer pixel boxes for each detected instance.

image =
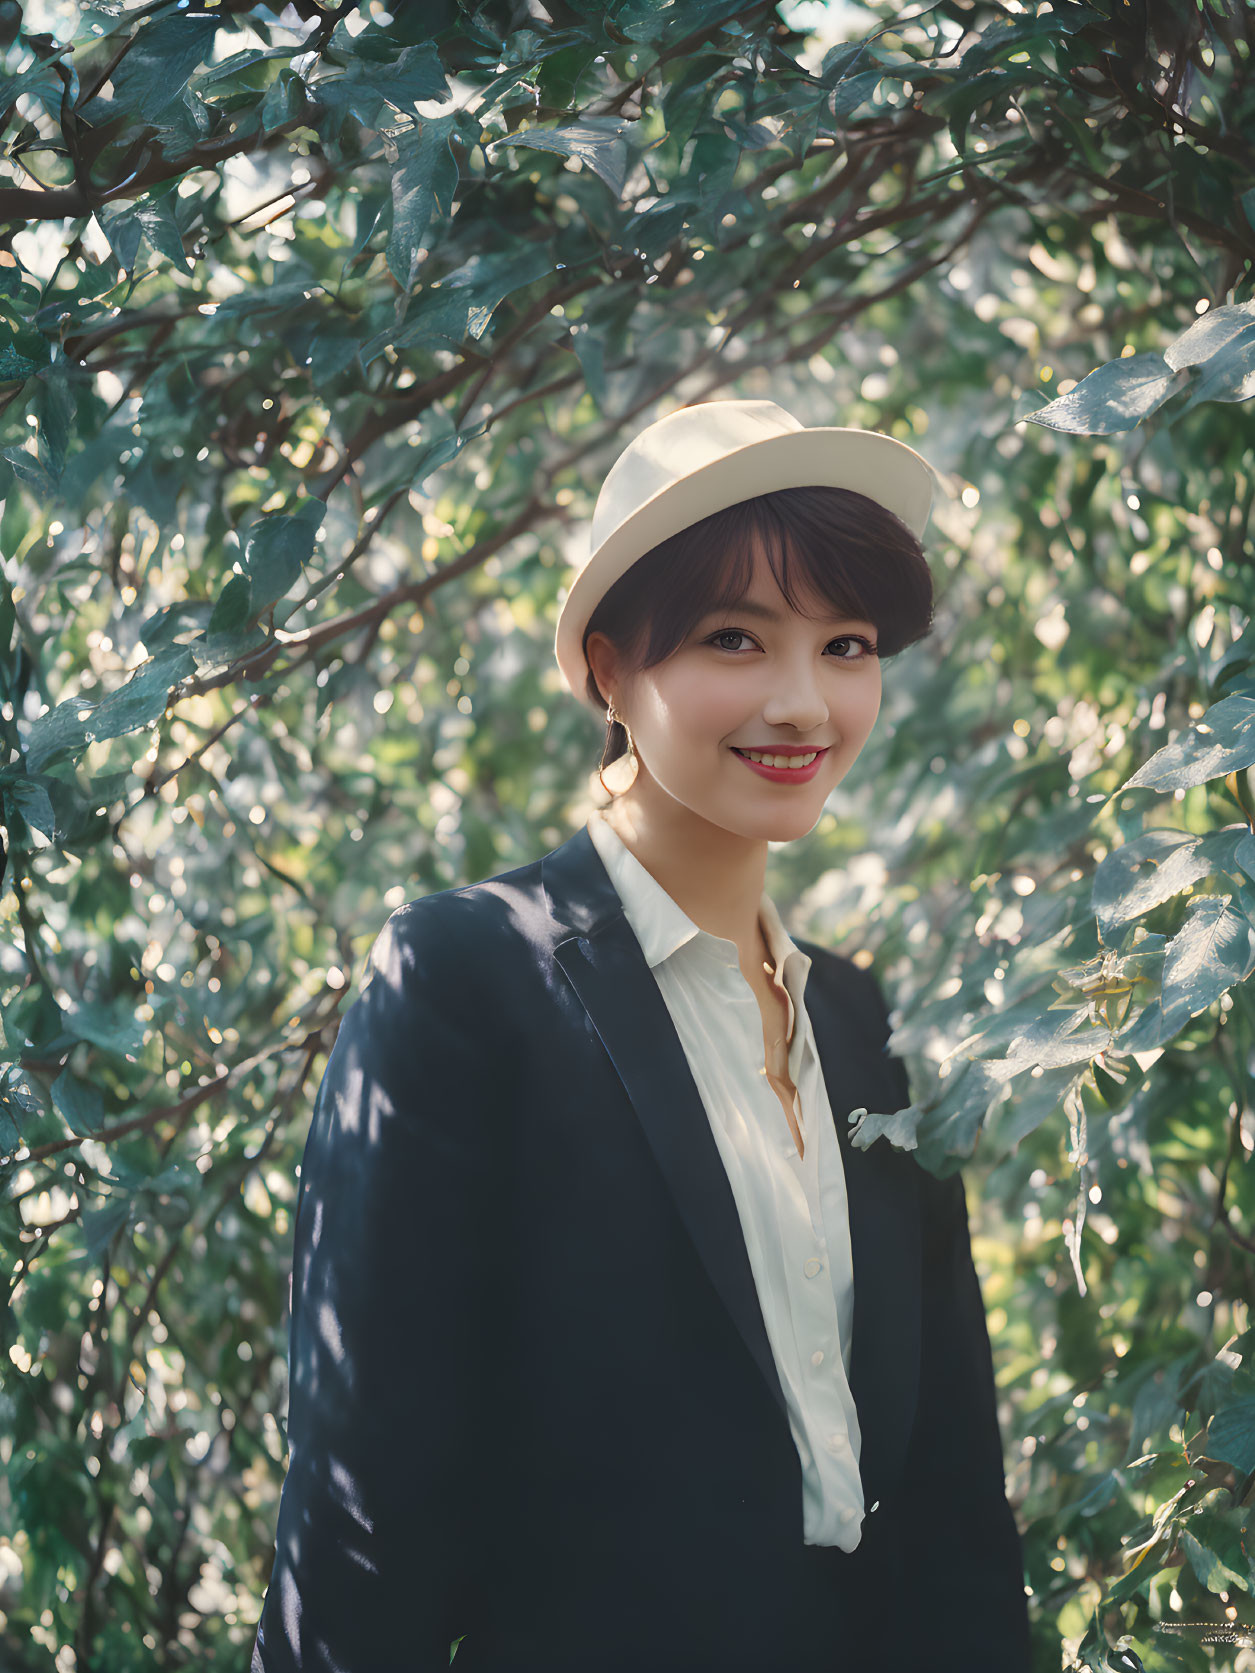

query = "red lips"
[731,746,830,784]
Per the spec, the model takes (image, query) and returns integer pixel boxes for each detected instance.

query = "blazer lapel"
[541,824,922,1512]
[542,826,790,1431]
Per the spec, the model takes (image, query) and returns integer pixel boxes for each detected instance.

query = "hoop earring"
[600,698,637,798]
[606,699,637,769]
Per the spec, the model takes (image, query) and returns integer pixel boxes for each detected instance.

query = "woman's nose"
[760,663,829,731]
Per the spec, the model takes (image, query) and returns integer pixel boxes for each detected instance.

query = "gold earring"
[607,699,636,766]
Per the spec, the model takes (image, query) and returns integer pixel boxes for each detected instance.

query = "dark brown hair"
[582,484,935,777]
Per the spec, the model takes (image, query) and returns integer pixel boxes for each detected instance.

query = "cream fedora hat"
[554,397,943,716]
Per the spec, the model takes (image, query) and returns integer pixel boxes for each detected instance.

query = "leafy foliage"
[1,0,1253,1667]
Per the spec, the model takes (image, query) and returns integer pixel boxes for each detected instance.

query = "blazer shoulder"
[360,852,553,995]
[390,848,549,923]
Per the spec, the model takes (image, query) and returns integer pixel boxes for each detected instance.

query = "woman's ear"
[584,631,618,711]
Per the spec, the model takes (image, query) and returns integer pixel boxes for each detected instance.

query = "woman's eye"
[828,636,878,659]
[705,630,879,657]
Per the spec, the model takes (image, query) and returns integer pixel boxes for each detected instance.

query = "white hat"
[553,397,943,716]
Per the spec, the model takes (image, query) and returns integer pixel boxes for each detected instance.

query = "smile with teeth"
[734,749,820,768]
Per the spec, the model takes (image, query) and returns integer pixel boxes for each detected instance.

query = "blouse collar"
[585,808,812,998]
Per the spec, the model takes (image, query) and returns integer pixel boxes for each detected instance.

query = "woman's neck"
[598,787,771,967]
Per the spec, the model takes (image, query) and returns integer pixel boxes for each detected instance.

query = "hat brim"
[554,425,942,715]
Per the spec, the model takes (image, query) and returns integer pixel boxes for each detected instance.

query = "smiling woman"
[252,398,1033,1673]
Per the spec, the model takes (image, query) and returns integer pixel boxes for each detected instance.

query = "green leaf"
[98,189,193,274]
[0,319,51,384]
[95,205,144,274]
[1203,1397,1255,1476]
[406,409,490,493]
[241,501,320,613]
[1070,1468,1121,1516]
[621,197,691,258]
[1024,352,1180,434]
[1091,829,1209,939]
[127,454,183,528]
[1234,831,1255,885]
[33,365,75,481]
[191,46,299,90]
[1158,894,1255,1034]
[82,1199,133,1262]
[1175,320,1255,413]
[619,0,746,45]
[1181,1515,1253,1594]
[3,774,57,838]
[50,1070,104,1138]
[830,68,882,123]
[776,86,829,165]
[987,1062,1085,1153]
[136,599,213,655]
[336,41,449,113]
[489,116,634,198]
[64,998,147,1060]
[0,445,57,499]
[938,67,1014,155]
[819,40,876,85]
[260,68,306,132]
[910,1055,1009,1168]
[846,1102,919,1151]
[1122,695,1255,792]
[1199,826,1255,887]
[385,114,459,289]
[23,645,194,774]
[107,13,217,120]
[1163,299,1255,370]
[1162,301,1255,415]
[0,63,61,120]
[570,320,606,409]
[129,190,193,274]
[214,279,320,320]
[959,8,1096,73]
[0,1065,43,1152]
[684,124,740,218]
[362,242,558,365]
[0,254,37,301]
[301,334,361,379]
[535,39,603,111]
[207,571,253,636]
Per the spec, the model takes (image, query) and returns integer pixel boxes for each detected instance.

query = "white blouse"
[585,809,865,1550]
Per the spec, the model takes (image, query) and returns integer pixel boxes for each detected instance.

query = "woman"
[251,399,1031,1673]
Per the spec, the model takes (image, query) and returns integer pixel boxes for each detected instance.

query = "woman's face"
[589,544,883,844]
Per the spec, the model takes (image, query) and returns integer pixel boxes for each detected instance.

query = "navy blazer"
[251,823,1031,1673]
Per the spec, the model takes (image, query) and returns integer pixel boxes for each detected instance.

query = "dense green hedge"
[1,0,1253,1667]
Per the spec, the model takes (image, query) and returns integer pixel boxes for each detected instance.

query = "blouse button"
[811,1349,825,1367]
[803,1256,823,1278]
[840,1505,859,1524]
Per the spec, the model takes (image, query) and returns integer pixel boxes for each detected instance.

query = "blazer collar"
[540,823,921,1516]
